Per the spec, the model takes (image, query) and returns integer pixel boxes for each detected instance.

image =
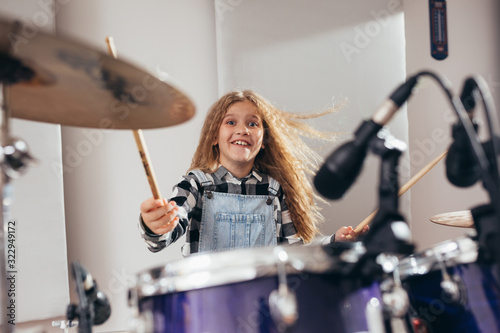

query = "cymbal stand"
[0,79,35,332]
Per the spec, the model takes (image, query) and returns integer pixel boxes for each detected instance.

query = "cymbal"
[429,210,474,228]
[0,17,195,129]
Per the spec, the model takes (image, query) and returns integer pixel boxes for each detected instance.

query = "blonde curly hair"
[190,90,337,243]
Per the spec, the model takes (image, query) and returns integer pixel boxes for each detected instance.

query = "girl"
[140,90,367,256]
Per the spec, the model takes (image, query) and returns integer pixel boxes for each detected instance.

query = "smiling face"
[214,100,264,178]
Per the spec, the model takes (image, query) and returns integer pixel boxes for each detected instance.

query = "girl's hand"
[335,225,369,242]
[140,198,179,235]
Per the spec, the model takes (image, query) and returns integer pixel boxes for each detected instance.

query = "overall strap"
[266,177,280,205]
[190,169,216,198]
[267,177,280,196]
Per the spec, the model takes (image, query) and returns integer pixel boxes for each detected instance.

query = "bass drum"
[399,235,500,333]
[129,243,385,333]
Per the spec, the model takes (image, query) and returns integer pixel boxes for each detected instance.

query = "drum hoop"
[398,235,478,279]
[133,244,338,298]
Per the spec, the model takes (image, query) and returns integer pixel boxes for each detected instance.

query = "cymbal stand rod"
[1,84,9,147]
[0,83,15,333]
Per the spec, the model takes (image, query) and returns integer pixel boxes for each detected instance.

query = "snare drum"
[399,235,500,333]
[130,244,385,333]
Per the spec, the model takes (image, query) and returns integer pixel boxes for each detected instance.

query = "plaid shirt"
[139,166,303,256]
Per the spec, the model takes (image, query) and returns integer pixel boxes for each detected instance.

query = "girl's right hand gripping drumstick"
[354,149,449,234]
[105,36,163,203]
[132,129,163,201]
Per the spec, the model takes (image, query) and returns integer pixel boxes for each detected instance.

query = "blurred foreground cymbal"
[0,16,195,129]
[430,210,474,228]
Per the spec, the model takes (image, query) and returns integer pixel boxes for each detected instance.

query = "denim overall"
[191,170,279,253]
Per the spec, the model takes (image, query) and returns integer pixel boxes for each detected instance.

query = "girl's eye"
[248,122,259,127]
[226,120,235,125]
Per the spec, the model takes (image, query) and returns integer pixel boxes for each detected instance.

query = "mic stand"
[326,130,415,331]
[458,77,500,270]
[328,129,415,279]
[359,130,415,333]
[66,262,93,333]
[468,138,500,271]
[421,72,500,271]
[362,129,414,261]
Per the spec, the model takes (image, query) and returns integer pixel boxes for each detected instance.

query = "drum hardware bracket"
[127,282,154,333]
[127,311,154,333]
[52,320,79,333]
[268,246,298,332]
[339,242,367,263]
[0,137,37,179]
[435,251,466,305]
[377,254,410,319]
[365,297,386,333]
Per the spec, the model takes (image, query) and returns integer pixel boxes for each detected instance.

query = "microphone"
[70,262,112,326]
[445,123,480,187]
[82,274,112,325]
[314,75,419,199]
[445,78,481,187]
[460,78,477,112]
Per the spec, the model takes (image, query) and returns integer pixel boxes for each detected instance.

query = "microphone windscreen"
[445,147,480,187]
[314,142,367,199]
[93,291,112,325]
[460,78,477,112]
[445,123,480,187]
[314,165,353,200]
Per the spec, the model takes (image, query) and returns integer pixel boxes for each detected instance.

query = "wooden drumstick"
[105,36,163,201]
[354,149,448,233]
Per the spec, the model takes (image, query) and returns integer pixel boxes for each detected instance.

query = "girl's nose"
[236,124,250,135]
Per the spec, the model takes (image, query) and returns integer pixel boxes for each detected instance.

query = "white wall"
[404,0,500,250]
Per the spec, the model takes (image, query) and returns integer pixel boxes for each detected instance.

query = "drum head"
[134,244,342,298]
[398,235,478,279]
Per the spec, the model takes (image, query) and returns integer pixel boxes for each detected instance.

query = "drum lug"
[128,282,154,333]
[52,319,78,333]
[377,254,409,318]
[436,254,466,305]
[440,277,461,303]
[269,247,298,332]
[365,297,386,333]
[128,310,154,333]
[381,281,410,318]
